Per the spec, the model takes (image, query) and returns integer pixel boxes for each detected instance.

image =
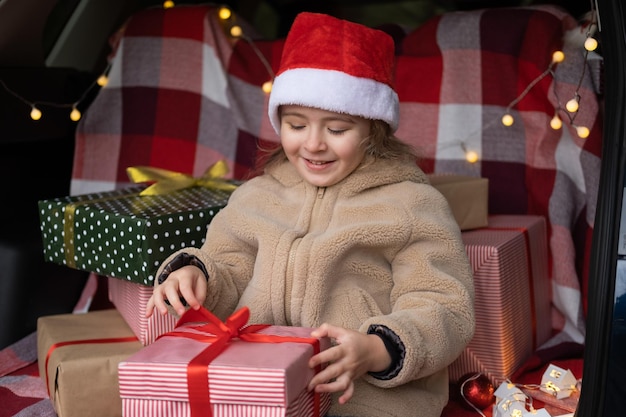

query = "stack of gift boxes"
[35,173,551,416]
[36,173,333,417]
[431,175,552,385]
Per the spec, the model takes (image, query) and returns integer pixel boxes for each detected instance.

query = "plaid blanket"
[71,4,601,350]
[394,6,601,348]
[0,333,54,417]
[0,275,103,417]
[0,333,56,417]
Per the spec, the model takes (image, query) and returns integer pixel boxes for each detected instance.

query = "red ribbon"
[161,306,322,417]
[44,336,138,397]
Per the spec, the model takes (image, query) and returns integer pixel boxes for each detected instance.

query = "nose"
[304,127,327,152]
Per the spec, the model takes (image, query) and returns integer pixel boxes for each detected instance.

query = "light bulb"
[565,98,579,113]
[465,150,479,164]
[30,106,42,120]
[230,25,242,37]
[584,37,598,52]
[550,115,562,130]
[70,107,82,122]
[218,7,232,20]
[163,0,174,8]
[552,50,565,64]
[501,113,514,126]
[97,74,108,87]
[262,80,273,94]
[576,125,590,138]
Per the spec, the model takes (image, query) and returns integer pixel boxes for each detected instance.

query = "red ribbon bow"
[162,306,322,417]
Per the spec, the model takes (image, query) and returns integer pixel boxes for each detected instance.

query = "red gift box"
[118,307,331,417]
[448,215,551,385]
[108,276,177,345]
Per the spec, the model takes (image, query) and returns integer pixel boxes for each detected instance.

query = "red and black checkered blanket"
[1,5,600,416]
[71,4,601,349]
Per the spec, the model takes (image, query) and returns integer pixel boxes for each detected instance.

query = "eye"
[287,122,305,131]
[328,128,347,135]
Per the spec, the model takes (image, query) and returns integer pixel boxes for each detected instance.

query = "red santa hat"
[268,12,400,133]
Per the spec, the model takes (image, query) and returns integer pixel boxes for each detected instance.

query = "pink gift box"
[118,308,331,417]
[448,215,551,385]
[108,276,177,345]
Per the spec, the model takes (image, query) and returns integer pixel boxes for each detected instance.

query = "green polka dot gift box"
[38,185,234,286]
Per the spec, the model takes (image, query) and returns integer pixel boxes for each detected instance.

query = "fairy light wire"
[0,4,599,134]
[459,373,490,417]
[0,62,111,121]
[0,78,33,108]
[505,63,557,113]
[218,6,275,90]
[239,32,275,80]
[456,371,583,417]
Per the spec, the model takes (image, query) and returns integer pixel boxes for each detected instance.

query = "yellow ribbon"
[126,160,238,196]
[62,162,236,267]
[63,188,143,268]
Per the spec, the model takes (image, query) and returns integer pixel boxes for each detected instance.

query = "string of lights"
[217,5,275,93]
[459,366,581,417]
[0,63,111,122]
[0,1,599,166]
[499,35,597,141]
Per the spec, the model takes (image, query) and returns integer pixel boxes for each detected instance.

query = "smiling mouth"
[306,158,331,165]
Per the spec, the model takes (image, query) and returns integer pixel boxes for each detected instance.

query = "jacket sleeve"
[360,183,475,388]
[154,183,259,321]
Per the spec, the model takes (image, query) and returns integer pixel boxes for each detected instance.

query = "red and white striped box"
[449,215,551,385]
[108,277,177,345]
[118,310,331,417]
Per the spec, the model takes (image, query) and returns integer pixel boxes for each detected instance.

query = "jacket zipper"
[285,186,325,325]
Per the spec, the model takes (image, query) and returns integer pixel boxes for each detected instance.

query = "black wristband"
[157,253,210,307]
[157,253,210,285]
[367,324,405,380]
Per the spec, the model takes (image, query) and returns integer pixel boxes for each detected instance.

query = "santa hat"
[268,12,400,133]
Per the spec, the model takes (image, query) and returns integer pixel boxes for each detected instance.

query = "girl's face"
[280,105,369,187]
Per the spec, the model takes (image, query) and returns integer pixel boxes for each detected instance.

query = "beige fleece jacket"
[156,157,475,417]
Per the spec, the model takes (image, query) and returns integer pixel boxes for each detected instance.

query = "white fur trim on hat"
[269,67,400,133]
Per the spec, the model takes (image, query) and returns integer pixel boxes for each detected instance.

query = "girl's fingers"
[179,284,199,309]
[337,381,355,404]
[150,288,170,316]
[309,344,338,368]
[164,285,186,315]
[145,296,155,317]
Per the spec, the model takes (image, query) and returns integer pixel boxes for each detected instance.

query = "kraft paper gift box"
[37,309,142,417]
[448,214,551,385]
[38,184,233,286]
[108,276,177,345]
[118,307,332,417]
[427,174,489,231]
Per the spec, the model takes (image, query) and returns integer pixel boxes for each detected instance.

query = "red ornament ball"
[458,372,495,410]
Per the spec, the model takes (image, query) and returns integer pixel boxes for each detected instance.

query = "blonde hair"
[259,119,419,173]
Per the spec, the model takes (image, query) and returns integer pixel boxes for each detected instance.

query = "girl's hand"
[307,323,391,404]
[145,265,207,317]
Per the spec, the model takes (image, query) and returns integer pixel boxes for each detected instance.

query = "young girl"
[147,12,474,417]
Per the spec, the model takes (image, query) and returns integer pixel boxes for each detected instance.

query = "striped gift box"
[118,324,331,417]
[108,277,177,345]
[449,215,550,385]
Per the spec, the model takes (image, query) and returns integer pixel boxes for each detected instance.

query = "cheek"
[280,135,298,156]
[334,139,365,162]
